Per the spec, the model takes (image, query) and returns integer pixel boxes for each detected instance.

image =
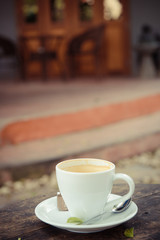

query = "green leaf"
[124,227,134,238]
[67,217,83,225]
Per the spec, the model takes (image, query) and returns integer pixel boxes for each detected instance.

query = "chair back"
[0,36,17,57]
[68,23,106,55]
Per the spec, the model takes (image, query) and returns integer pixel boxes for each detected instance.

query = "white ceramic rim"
[56,158,115,175]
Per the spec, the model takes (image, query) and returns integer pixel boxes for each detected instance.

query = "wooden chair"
[67,23,106,78]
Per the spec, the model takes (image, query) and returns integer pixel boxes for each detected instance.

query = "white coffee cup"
[56,158,135,221]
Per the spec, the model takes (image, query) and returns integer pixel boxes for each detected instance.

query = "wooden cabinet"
[16,0,131,79]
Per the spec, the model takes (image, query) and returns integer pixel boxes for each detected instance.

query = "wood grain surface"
[0,184,160,240]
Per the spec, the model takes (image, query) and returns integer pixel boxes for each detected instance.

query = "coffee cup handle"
[104,173,135,211]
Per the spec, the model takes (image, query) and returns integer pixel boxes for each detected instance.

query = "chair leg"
[95,54,103,79]
[68,55,76,78]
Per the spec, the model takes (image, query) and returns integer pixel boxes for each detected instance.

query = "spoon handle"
[83,198,132,225]
[83,211,111,225]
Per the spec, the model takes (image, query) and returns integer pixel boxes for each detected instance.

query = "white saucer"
[35,194,138,233]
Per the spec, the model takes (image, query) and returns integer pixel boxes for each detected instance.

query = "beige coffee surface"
[62,164,111,173]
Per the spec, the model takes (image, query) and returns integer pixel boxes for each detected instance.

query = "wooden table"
[0,184,160,239]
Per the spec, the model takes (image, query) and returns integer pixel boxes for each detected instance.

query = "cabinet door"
[16,0,42,36]
[38,0,67,77]
[65,0,105,76]
[40,0,67,36]
[104,0,131,75]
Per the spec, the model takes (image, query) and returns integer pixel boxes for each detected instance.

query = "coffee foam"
[62,164,112,173]
[58,158,114,173]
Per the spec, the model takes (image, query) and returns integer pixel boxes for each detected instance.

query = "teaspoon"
[83,198,132,225]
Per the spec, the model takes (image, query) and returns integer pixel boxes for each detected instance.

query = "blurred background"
[0,0,160,80]
[0,0,160,207]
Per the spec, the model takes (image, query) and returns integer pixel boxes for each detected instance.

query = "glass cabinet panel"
[23,0,39,23]
[79,0,94,22]
[50,0,65,22]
